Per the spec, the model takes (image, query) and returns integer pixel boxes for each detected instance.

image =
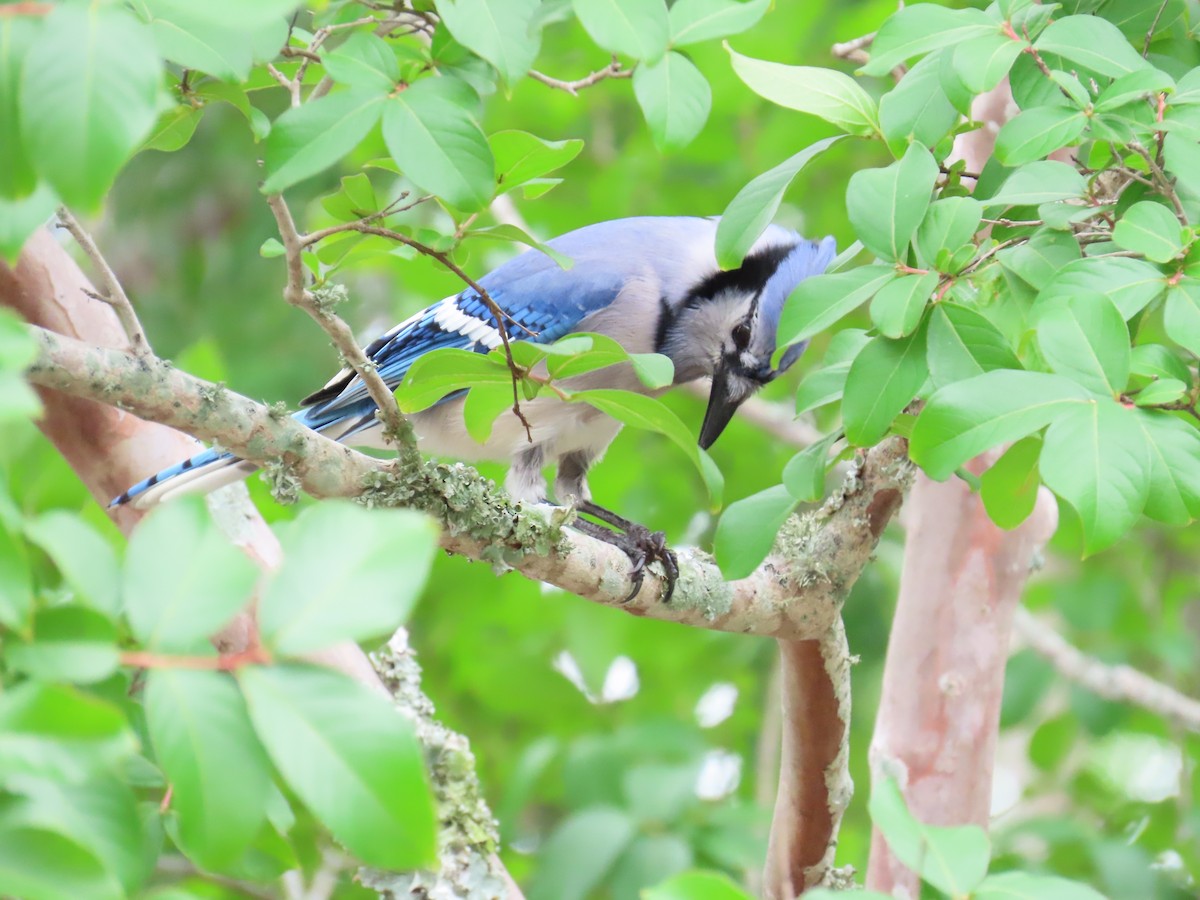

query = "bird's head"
[662,232,836,449]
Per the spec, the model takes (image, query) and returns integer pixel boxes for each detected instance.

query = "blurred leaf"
[843,326,928,446]
[611,834,693,897]
[776,264,894,348]
[861,5,997,76]
[911,371,1090,480]
[19,5,161,209]
[259,502,438,656]
[622,762,699,823]
[146,669,270,871]
[728,48,878,136]
[644,870,755,899]
[528,806,637,900]
[571,0,669,63]
[0,827,121,900]
[1035,15,1151,78]
[669,0,769,46]
[123,497,259,652]
[846,142,938,261]
[140,105,204,153]
[0,682,135,781]
[1133,410,1200,524]
[713,484,797,579]
[633,51,712,151]
[24,511,120,615]
[869,777,990,897]
[323,31,401,92]
[238,664,437,870]
[7,606,118,684]
[1035,295,1129,396]
[383,78,495,211]
[1040,401,1149,554]
[1111,201,1187,263]
[1164,278,1200,355]
[981,436,1042,529]
[434,0,541,84]
[263,88,387,193]
[0,18,36,198]
[0,181,57,265]
[716,136,844,269]
[974,871,1107,899]
[140,1,284,83]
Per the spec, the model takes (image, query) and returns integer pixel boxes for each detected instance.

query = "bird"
[113,216,836,595]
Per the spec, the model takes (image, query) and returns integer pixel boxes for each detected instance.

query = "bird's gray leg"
[506,444,548,504]
[557,449,678,602]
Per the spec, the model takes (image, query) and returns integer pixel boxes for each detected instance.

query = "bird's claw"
[571,501,679,602]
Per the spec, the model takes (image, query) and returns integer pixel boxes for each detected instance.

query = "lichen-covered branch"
[24,322,912,640]
[1014,608,1200,733]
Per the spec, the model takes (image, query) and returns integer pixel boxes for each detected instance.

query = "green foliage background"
[2,0,1199,897]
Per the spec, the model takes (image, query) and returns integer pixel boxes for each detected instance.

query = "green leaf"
[491,130,583,191]
[238,664,438,870]
[981,436,1042,529]
[860,5,998,76]
[1040,400,1150,553]
[846,142,938,261]
[395,348,513,413]
[974,871,1107,900]
[571,0,669,63]
[196,81,270,140]
[644,870,754,900]
[7,606,118,684]
[3,775,148,895]
[794,361,851,415]
[544,333,673,387]
[571,389,723,504]
[1036,294,1130,395]
[715,136,844,268]
[776,264,894,349]
[1038,256,1165,320]
[0,682,135,782]
[20,5,162,210]
[869,777,991,896]
[983,160,1087,207]
[1164,278,1200,355]
[999,230,1081,290]
[633,51,712,151]
[842,326,929,446]
[0,827,121,900]
[262,88,387,193]
[140,0,284,84]
[1095,68,1175,111]
[1134,410,1200,525]
[949,32,1024,95]
[1111,201,1186,263]
[610,834,692,898]
[878,54,958,154]
[1134,378,1187,406]
[259,503,437,656]
[0,18,36,198]
[916,198,981,272]
[911,370,1091,479]
[466,223,574,269]
[462,383,516,443]
[434,0,541,84]
[528,807,638,900]
[1131,343,1191,383]
[383,78,495,211]
[146,669,271,871]
[994,107,1087,166]
[1035,14,1151,79]
[0,182,57,265]
[140,105,204,153]
[669,0,770,46]
[727,47,879,136]
[323,31,401,92]
[0,516,32,631]
[23,511,120,615]
[782,432,839,501]
[870,271,936,339]
[144,0,299,28]
[926,303,1021,390]
[122,496,259,652]
[1163,132,1200,200]
[712,484,797,579]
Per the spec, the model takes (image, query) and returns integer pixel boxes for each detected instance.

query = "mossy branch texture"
[25,323,912,639]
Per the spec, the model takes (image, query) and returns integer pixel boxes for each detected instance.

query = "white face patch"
[433,296,503,349]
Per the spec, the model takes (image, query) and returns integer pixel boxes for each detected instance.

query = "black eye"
[732,322,751,350]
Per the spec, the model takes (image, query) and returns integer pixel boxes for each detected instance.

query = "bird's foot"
[572,500,679,602]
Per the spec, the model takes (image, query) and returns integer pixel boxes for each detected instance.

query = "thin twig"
[121,646,271,671]
[1014,608,1200,733]
[1130,141,1188,225]
[831,31,875,64]
[1144,0,1170,56]
[960,237,1023,276]
[55,208,150,356]
[529,57,632,96]
[265,194,417,450]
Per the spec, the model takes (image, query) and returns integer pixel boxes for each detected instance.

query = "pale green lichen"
[261,458,301,505]
[670,548,734,619]
[312,282,350,315]
[362,633,507,900]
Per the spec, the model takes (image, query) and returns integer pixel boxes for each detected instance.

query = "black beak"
[698,366,742,449]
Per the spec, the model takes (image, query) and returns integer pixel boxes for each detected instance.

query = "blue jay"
[114,217,834,591]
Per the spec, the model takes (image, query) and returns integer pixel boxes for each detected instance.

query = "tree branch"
[529,57,632,95]
[1014,608,1200,733]
[23,323,913,639]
